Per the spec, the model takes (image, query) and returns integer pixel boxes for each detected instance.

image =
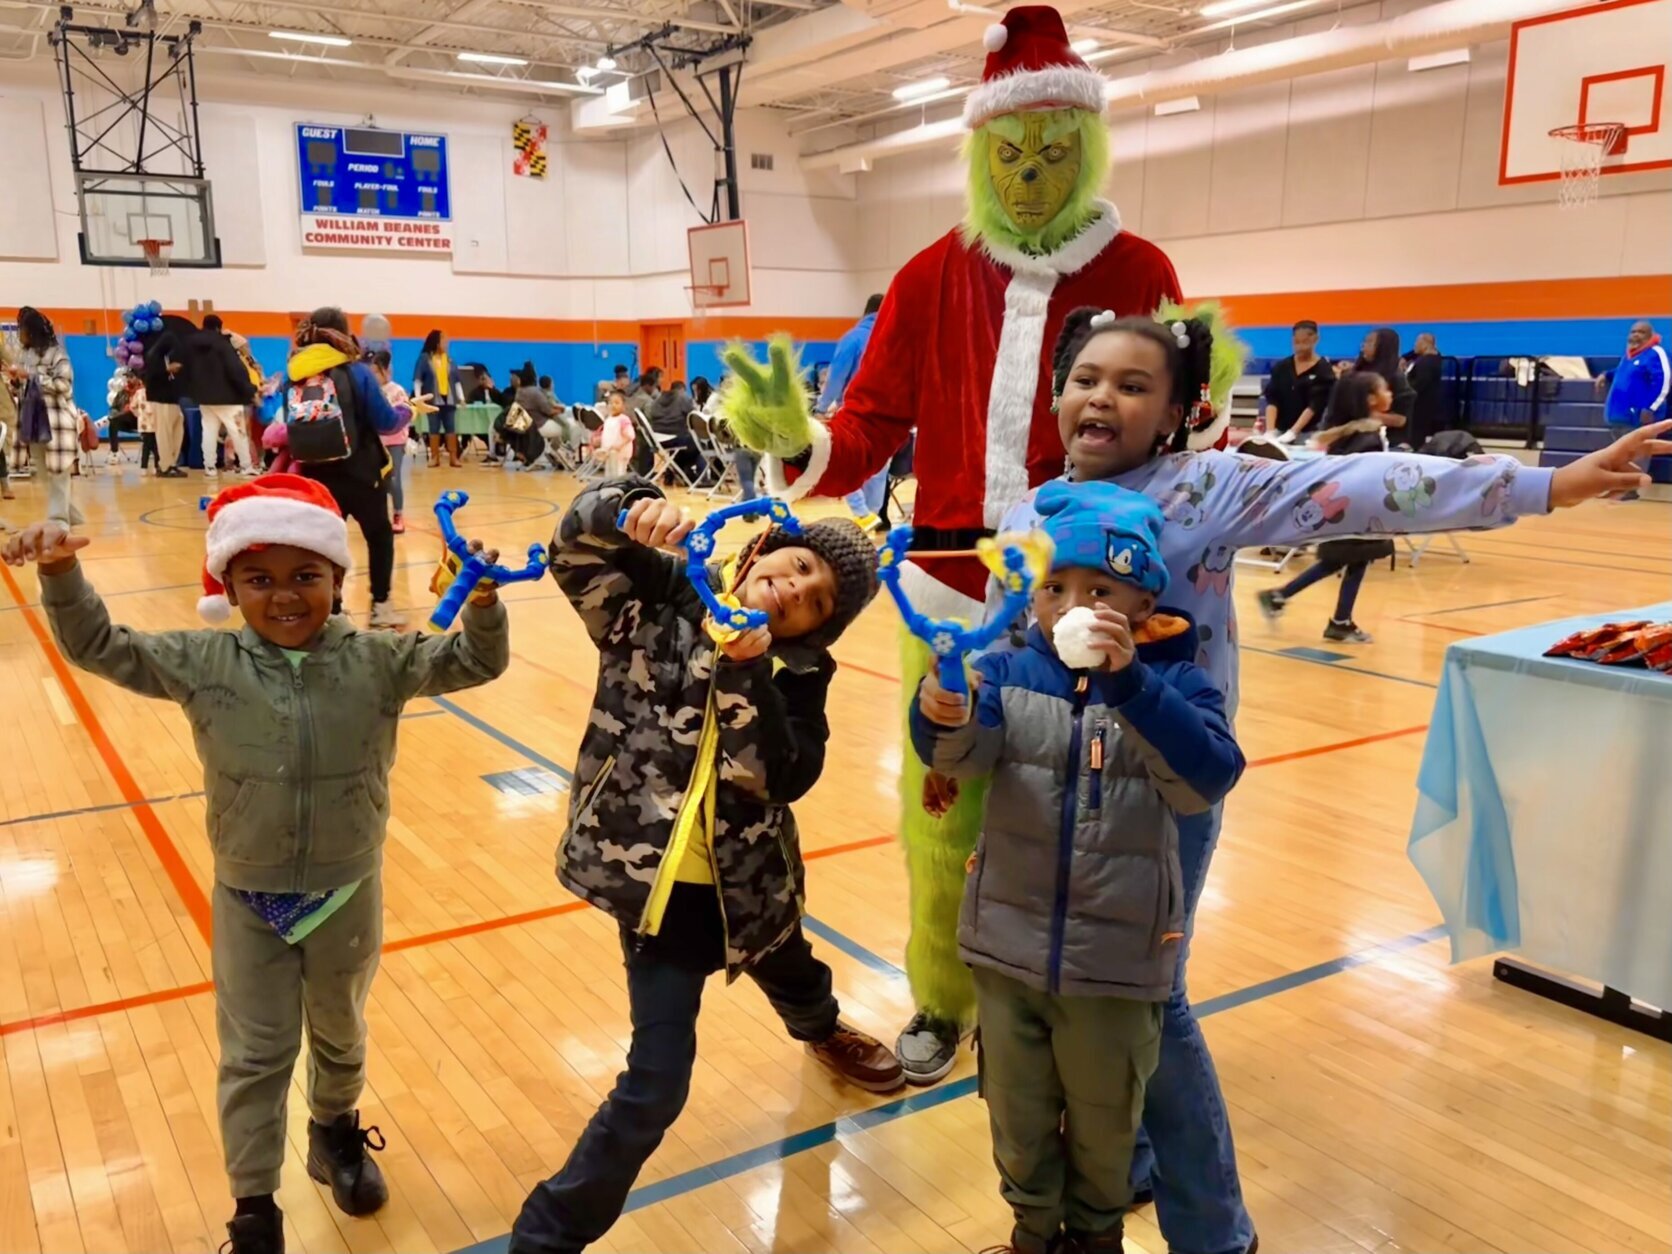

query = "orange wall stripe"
[0,562,215,943]
[11,275,1667,345]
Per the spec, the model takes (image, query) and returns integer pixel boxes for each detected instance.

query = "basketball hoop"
[685,282,726,330]
[1548,123,1625,209]
[138,238,173,276]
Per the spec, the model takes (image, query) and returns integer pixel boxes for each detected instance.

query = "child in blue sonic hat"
[910,476,1243,1254]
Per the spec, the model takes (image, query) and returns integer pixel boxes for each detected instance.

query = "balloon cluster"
[113,300,164,371]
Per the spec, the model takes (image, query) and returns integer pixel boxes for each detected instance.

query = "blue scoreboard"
[295,124,452,221]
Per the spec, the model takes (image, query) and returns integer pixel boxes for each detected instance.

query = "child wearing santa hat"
[3,475,511,1254]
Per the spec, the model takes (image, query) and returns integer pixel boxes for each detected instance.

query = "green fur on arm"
[1158,297,1249,418]
[718,334,815,458]
[960,109,1111,258]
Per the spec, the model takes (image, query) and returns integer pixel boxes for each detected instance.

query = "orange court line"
[381,900,590,953]
[0,562,215,943]
[1245,724,1429,769]
[0,981,216,1038]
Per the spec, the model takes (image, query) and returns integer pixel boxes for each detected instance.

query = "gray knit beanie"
[755,517,879,649]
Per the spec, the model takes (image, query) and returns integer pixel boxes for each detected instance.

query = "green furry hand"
[718,335,814,459]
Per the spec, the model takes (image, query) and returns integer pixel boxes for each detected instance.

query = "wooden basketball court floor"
[0,459,1666,1254]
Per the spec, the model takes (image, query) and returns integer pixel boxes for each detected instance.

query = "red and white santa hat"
[198,474,352,623]
[964,5,1107,129]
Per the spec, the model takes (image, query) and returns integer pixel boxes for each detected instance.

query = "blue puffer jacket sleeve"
[350,361,400,433]
[909,651,1008,778]
[1096,657,1243,815]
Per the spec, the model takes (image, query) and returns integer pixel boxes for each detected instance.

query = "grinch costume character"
[721,2,1180,1076]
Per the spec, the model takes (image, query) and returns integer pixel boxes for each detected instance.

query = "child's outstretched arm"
[1101,659,1243,815]
[9,523,202,701]
[390,543,510,698]
[713,653,834,805]
[909,654,1006,780]
[549,478,688,645]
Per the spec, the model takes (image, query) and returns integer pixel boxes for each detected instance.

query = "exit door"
[639,322,687,379]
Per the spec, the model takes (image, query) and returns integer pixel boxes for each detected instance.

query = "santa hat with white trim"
[198,473,352,623]
[964,5,1107,130]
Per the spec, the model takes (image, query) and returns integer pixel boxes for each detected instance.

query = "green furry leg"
[899,630,988,1029]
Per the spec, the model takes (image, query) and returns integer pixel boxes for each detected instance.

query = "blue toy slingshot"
[616,495,802,633]
[429,490,548,630]
[877,526,1037,697]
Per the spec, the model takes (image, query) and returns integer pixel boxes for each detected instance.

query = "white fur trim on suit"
[983,270,1058,528]
[1187,409,1231,451]
[977,200,1122,278]
[762,417,832,504]
[899,558,983,621]
[963,64,1108,129]
[204,495,353,584]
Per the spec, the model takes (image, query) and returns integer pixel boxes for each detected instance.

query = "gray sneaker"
[369,600,406,630]
[896,1011,962,1085]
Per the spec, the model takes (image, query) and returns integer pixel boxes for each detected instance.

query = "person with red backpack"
[282,308,404,628]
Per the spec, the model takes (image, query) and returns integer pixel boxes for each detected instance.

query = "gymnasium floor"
[0,458,1666,1254]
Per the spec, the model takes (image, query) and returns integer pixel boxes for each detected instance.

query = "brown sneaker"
[1060,1227,1124,1254]
[806,1020,905,1093]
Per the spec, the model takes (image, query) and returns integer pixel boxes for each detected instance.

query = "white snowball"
[1053,605,1103,670]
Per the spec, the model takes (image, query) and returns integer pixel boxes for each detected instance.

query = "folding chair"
[687,411,737,498]
[569,403,611,483]
[883,433,915,525]
[633,407,694,489]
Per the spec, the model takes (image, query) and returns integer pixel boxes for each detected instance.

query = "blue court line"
[429,694,574,782]
[452,922,1448,1254]
[800,915,905,979]
[1419,594,1554,617]
[1241,645,1438,690]
[0,712,442,830]
[1277,645,1349,664]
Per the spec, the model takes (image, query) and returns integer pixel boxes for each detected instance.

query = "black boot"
[306,1111,388,1216]
[222,1205,284,1254]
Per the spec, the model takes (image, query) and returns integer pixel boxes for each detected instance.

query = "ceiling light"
[1154,96,1201,116]
[1199,0,1279,17]
[1070,38,1100,54]
[269,30,353,47]
[1408,47,1470,72]
[596,55,617,71]
[441,70,601,94]
[577,65,597,80]
[1196,0,1326,32]
[892,75,951,101]
[457,51,528,66]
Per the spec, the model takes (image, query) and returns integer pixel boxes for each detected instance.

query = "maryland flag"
[512,118,548,179]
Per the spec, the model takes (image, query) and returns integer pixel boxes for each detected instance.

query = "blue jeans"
[845,464,888,518]
[510,888,839,1253]
[1127,805,1256,1254]
[732,448,761,500]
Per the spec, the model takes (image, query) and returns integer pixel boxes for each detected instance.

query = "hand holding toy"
[878,526,1051,697]
[429,490,547,630]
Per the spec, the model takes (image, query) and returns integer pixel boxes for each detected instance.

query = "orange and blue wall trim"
[14,275,1668,418]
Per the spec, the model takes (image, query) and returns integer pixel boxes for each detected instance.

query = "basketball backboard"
[1499,0,1672,185]
[77,172,221,268]
[687,220,752,310]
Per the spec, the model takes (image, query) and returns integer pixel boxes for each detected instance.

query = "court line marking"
[454,923,1451,1254]
[1240,645,1438,689]
[1244,723,1428,769]
[0,562,214,941]
[1415,594,1556,617]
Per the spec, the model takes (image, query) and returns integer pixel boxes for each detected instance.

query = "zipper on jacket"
[1088,719,1107,815]
[292,664,312,891]
[1047,677,1090,994]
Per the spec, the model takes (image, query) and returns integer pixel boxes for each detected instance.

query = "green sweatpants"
[212,878,383,1198]
[972,965,1163,1252]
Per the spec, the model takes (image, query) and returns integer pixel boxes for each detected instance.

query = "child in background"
[511,478,899,1253]
[597,390,635,477]
[915,478,1243,1254]
[4,475,511,1254]
[369,350,414,534]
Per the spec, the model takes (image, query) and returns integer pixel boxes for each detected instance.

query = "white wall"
[853,5,1672,300]
[0,62,866,319]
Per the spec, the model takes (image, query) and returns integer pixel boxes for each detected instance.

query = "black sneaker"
[222,1208,284,1254]
[306,1111,388,1216]
[895,1011,962,1085]
[1256,589,1287,621]
[1322,619,1373,643]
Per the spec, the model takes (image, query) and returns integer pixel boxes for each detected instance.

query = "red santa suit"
[768,205,1180,614]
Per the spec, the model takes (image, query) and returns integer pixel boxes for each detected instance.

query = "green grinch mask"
[963,108,1110,258]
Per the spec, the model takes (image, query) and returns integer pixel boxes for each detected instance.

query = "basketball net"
[1549,123,1625,210]
[139,238,173,276]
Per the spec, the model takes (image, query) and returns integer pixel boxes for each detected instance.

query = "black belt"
[907,526,994,554]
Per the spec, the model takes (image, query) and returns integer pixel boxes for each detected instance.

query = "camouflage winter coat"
[550,478,835,978]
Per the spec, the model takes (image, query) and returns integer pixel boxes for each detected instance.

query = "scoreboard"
[295,124,454,254]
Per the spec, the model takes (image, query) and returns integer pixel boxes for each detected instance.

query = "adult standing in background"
[1598,320,1669,499]
[17,307,83,525]
[1353,327,1415,424]
[1260,319,1333,444]
[820,295,889,531]
[184,315,258,478]
[0,332,19,500]
[415,328,460,468]
[144,321,190,478]
[1404,332,1445,449]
